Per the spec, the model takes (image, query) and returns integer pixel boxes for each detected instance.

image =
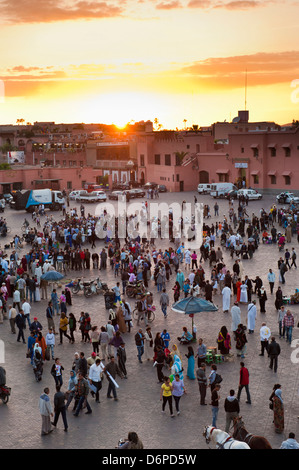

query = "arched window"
[199,171,209,184]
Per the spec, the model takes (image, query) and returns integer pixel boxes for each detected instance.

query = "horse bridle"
[231,421,253,446]
[205,426,234,449]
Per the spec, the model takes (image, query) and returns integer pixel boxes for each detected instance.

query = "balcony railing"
[95,160,137,169]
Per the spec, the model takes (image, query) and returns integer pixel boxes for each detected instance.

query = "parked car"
[69,190,80,200]
[83,191,107,202]
[158,185,167,192]
[109,190,127,200]
[112,182,130,191]
[1,193,13,203]
[128,188,145,198]
[73,190,107,202]
[237,189,263,200]
[276,192,299,204]
[225,189,238,200]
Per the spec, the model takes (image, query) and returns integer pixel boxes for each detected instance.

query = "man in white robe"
[222,286,231,313]
[247,300,257,334]
[231,302,241,334]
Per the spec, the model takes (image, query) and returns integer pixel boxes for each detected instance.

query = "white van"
[210,183,237,198]
[74,190,88,201]
[78,190,107,203]
[237,189,262,200]
[197,184,211,194]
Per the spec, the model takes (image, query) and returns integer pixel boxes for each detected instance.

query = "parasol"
[171,296,218,338]
[41,271,65,281]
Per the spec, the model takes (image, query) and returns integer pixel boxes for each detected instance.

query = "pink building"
[226,125,299,191]
[1,118,299,194]
[0,166,107,194]
[136,129,226,192]
[136,122,299,193]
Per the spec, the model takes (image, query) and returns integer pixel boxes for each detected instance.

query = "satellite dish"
[232,116,240,123]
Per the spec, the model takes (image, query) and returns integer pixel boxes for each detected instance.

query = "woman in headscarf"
[153,332,164,361]
[185,346,195,380]
[116,303,127,334]
[171,354,184,381]
[234,324,247,359]
[1,282,8,301]
[176,270,185,291]
[217,326,231,355]
[144,326,153,361]
[269,384,284,434]
[172,281,181,302]
[258,286,267,313]
[36,331,47,360]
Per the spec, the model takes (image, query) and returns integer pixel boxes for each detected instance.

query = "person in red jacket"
[236,362,251,404]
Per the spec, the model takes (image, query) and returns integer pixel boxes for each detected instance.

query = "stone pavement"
[0,191,298,449]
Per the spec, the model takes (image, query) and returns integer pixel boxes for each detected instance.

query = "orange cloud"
[156,1,182,9]
[1,69,67,81]
[3,50,299,98]
[214,0,262,9]
[187,0,211,7]
[186,0,268,8]
[180,51,299,88]
[0,0,123,23]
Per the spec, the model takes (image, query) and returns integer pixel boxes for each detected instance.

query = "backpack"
[214,373,223,384]
[137,300,144,312]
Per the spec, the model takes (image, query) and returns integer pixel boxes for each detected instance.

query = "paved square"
[0,191,298,449]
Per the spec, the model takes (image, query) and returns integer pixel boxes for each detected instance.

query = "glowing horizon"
[0,0,298,129]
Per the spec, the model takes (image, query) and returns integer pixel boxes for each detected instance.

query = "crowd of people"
[0,193,298,448]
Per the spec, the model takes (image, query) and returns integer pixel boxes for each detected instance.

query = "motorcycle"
[0,385,11,404]
[126,281,146,298]
[71,278,85,294]
[84,278,109,298]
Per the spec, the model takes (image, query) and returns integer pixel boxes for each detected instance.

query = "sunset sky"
[0,0,299,129]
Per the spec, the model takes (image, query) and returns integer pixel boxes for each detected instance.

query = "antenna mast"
[245,69,247,111]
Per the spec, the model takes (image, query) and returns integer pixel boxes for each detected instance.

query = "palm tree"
[153,118,163,131]
[175,151,188,166]
[0,142,18,155]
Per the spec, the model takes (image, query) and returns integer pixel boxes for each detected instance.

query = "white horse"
[203,425,251,449]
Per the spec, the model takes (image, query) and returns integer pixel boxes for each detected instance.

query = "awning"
[251,170,260,175]
[267,144,277,148]
[33,179,62,182]
[268,170,277,176]
[282,171,292,176]
[216,169,229,174]
[250,143,259,148]
[282,143,291,148]
[0,181,22,185]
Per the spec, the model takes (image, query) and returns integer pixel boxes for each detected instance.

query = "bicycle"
[133,307,155,323]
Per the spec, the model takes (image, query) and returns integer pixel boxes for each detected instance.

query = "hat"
[91,352,96,357]
[34,317,37,321]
